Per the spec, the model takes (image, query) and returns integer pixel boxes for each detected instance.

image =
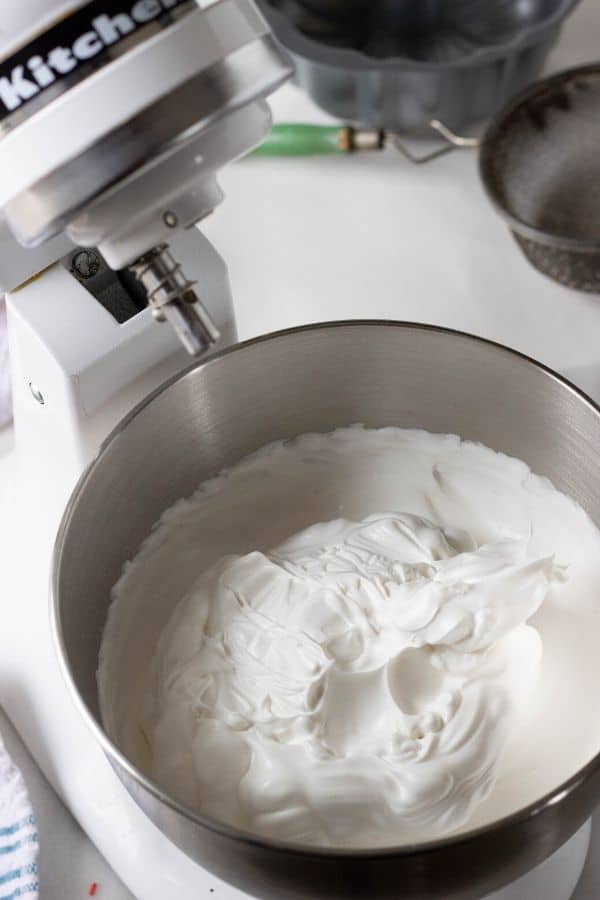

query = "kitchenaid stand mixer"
[0,2,594,898]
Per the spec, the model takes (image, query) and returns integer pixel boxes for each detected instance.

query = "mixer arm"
[0,0,291,354]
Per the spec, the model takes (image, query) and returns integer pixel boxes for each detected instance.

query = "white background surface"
[205,0,600,398]
[2,0,600,896]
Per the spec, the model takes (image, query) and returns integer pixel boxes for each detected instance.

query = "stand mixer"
[0,2,594,898]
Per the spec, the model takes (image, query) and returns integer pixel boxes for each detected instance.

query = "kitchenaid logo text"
[0,0,189,119]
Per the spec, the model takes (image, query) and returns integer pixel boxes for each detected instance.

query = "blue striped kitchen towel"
[0,728,38,900]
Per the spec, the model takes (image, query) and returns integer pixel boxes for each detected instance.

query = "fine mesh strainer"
[479,64,600,292]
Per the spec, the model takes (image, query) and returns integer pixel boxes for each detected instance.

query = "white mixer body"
[0,2,88,57]
[0,226,251,899]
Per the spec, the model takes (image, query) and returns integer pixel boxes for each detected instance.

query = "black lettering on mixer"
[0,0,190,120]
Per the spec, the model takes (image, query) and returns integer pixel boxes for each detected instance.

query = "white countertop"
[205,0,600,398]
[3,0,600,896]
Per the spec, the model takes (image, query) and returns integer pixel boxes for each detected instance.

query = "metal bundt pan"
[256,0,581,130]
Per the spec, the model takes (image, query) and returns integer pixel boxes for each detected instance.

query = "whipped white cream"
[100,427,600,848]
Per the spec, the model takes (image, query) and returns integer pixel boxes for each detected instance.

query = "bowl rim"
[50,319,600,860]
[479,61,600,253]
[256,0,580,72]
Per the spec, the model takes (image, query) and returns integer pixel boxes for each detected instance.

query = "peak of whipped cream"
[145,512,561,847]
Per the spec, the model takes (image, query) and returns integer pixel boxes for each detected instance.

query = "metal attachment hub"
[130,244,220,356]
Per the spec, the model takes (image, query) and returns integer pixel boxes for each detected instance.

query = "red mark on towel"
[88,883,98,896]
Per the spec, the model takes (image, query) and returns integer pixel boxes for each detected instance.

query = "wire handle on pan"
[390,120,481,164]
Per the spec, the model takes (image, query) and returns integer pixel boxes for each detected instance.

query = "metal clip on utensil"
[391,120,481,164]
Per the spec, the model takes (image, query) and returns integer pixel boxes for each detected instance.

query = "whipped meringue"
[100,427,600,848]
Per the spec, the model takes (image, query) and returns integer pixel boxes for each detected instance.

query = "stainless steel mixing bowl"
[52,322,600,900]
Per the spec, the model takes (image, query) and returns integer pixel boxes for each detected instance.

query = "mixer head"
[0,0,291,354]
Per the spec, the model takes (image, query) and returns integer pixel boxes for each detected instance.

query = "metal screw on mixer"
[70,249,101,280]
[129,244,220,356]
[162,211,178,228]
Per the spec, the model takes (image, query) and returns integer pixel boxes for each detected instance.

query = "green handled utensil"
[253,121,479,161]
[252,123,385,156]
